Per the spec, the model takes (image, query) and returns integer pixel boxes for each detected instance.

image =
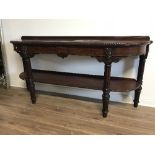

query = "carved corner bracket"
[95,56,121,63]
[13,44,21,53]
[95,48,122,63]
[13,45,35,58]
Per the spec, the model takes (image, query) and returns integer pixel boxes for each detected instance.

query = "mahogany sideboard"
[11,36,153,117]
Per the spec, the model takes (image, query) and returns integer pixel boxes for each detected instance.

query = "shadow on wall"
[30,54,139,104]
[121,56,139,103]
[31,54,104,75]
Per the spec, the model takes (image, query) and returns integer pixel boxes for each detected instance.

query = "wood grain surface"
[0,87,155,135]
[19,70,140,92]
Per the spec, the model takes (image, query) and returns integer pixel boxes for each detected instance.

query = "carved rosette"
[95,48,121,63]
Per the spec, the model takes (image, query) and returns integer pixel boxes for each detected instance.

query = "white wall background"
[1,18,155,107]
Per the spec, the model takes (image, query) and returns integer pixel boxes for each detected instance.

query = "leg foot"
[31,96,36,104]
[29,80,36,104]
[133,86,142,108]
[102,110,108,117]
[134,102,138,108]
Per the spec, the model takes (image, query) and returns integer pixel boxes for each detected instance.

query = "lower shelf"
[19,69,140,92]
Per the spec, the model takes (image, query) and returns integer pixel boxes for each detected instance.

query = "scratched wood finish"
[0,87,155,135]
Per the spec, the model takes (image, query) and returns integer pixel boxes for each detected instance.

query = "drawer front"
[27,45,146,57]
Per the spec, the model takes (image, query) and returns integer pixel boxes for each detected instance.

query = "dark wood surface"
[16,36,152,47]
[21,36,151,40]
[19,70,140,92]
[11,36,152,56]
[25,46,147,57]
[10,36,153,117]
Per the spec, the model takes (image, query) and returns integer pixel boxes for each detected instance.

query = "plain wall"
[1,19,155,107]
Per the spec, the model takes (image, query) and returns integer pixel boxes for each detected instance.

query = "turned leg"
[21,46,36,104]
[102,48,112,117]
[134,45,149,107]
[102,63,111,117]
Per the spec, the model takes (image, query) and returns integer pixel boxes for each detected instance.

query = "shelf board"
[19,69,140,92]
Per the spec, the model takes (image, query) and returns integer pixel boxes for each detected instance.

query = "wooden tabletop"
[11,36,152,47]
